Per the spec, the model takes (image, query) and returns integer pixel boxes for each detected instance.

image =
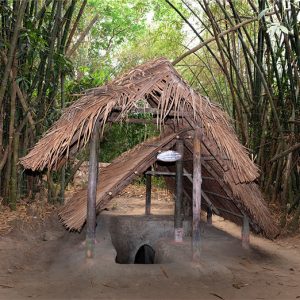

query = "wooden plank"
[145,171,152,215]
[192,127,202,261]
[175,139,184,242]
[86,124,99,258]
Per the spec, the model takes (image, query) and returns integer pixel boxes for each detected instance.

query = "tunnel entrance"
[115,243,156,264]
[134,244,155,264]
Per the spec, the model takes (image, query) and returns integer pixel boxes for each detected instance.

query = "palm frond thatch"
[20,58,257,183]
[20,58,277,238]
[59,132,177,230]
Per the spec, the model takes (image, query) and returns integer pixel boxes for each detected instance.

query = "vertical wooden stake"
[60,74,66,204]
[242,215,250,249]
[192,127,202,261]
[175,139,184,242]
[86,124,99,259]
[145,171,152,215]
[207,206,212,225]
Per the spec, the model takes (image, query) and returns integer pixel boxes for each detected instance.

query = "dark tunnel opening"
[134,244,155,264]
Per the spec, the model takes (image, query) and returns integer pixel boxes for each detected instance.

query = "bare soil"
[0,184,299,300]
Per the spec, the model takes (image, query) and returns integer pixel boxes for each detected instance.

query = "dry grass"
[0,197,56,236]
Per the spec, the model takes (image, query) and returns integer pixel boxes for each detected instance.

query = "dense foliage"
[168,0,300,229]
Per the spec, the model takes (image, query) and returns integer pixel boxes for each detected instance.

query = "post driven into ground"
[145,170,152,215]
[175,139,184,242]
[207,206,212,225]
[86,124,99,258]
[192,127,202,261]
[242,215,250,249]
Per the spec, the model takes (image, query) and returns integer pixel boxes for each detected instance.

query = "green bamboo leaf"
[279,25,289,34]
[258,8,269,20]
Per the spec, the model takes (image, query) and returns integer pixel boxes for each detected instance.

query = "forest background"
[0,0,299,231]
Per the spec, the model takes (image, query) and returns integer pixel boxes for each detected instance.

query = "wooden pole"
[145,171,152,215]
[60,74,66,204]
[192,127,202,261]
[175,139,184,242]
[206,206,212,225]
[86,124,99,258]
[242,215,250,249]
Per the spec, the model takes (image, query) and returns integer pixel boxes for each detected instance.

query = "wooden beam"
[145,171,152,215]
[146,170,215,181]
[192,127,202,261]
[181,188,219,217]
[183,156,230,162]
[200,162,248,217]
[175,139,184,242]
[214,207,243,218]
[201,191,220,215]
[203,190,232,201]
[183,168,219,215]
[201,156,229,161]
[145,170,192,177]
[86,124,99,258]
[200,135,229,171]
[108,117,161,124]
[112,106,191,118]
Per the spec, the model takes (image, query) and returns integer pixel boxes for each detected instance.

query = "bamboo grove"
[0,0,88,208]
[167,0,300,229]
[0,0,299,230]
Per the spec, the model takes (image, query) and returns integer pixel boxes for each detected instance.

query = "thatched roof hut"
[20,58,277,238]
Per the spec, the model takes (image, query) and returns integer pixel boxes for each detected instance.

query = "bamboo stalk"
[0,0,27,111]
[172,9,287,65]
[65,0,87,51]
[67,14,99,57]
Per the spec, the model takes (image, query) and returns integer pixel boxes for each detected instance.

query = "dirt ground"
[0,185,299,300]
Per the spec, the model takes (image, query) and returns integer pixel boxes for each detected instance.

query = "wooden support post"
[207,206,212,225]
[86,124,99,259]
[242,215,250,249]
[145,171,152,215]
[175,139,184,242]
[192,127,202,261]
